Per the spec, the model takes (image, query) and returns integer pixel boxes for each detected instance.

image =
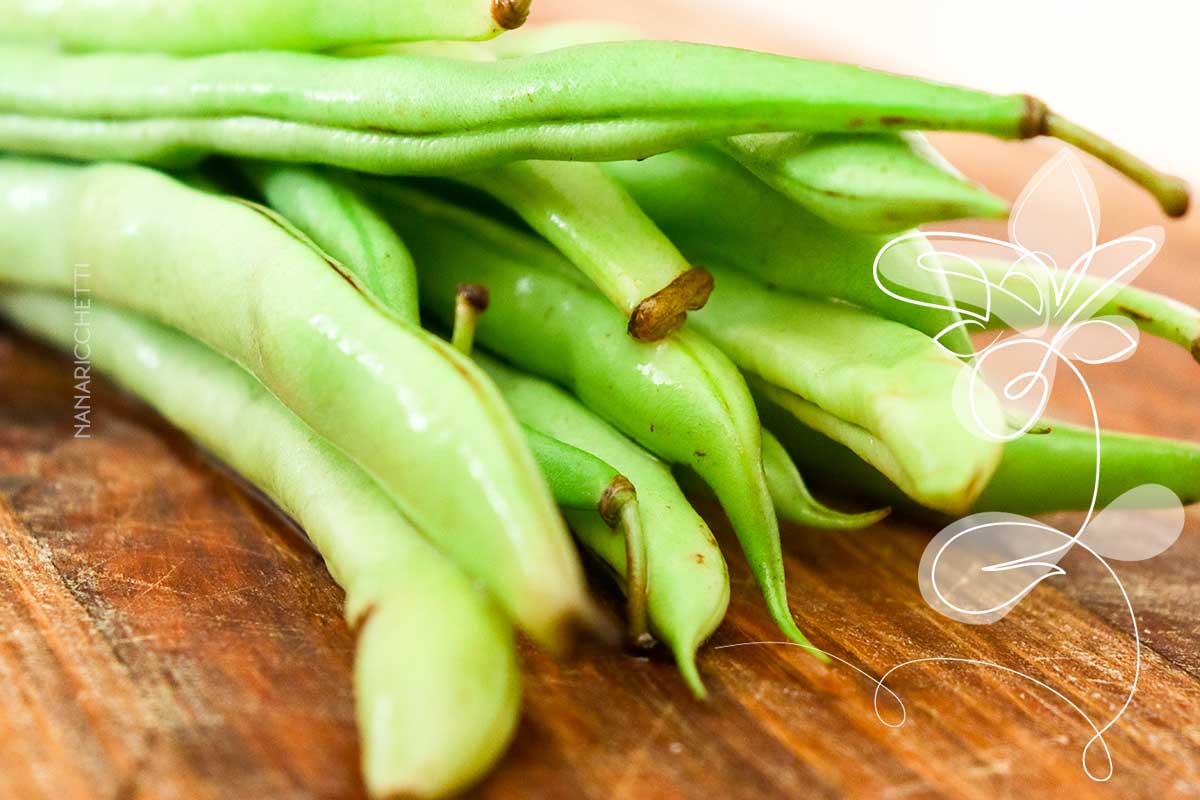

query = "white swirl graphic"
[718,148,1188,783]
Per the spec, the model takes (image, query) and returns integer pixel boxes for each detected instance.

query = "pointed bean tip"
[1191,338,1200,365]
[491,0,532,30]
[674,650,709,700]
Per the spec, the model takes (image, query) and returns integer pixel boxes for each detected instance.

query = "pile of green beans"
[0,9,1194,799]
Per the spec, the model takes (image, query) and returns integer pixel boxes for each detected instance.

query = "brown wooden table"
[2,4,1199,798]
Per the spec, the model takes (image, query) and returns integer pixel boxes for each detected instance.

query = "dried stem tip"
[627,267,715,341]
[491,0,532,30]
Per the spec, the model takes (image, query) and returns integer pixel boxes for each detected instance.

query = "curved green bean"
[475,352,730,696]
[689,264,1003,514]
[761,430,890,529]
[0,289,519,799]
[367,180,811,648]
[0,0,529,53]
[0,41,1185,211]
[601,147,977,357]
[240,161,420,322]
[720,131,1008,232]
[452,161,711,340]
[0,157,598,653]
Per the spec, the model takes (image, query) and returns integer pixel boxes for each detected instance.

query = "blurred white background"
[692,0,1197,185]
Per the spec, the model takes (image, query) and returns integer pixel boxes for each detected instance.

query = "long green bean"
[0,0,529,53]
[0,289,519,800]
[0,157,598,653]
[428,21,1010,231]
[0,41,1185,211]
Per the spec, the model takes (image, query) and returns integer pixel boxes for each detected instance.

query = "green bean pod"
[601,147,977,357]
[944,258,1200,363]
[0,41,1185,212]
[0,157,598,653]
[689,264,1003,514]
[0,289,519,799]
[419,21,1009,232]
[452,161,711,340]
[765,406,1200,515]
[366,181,811,648]
[240,161,420,322]
[720,131,1008,232]
[0,0,530,54]
[475,352,730,697]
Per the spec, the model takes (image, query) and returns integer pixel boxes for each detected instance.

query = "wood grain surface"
[2,2,1199,798]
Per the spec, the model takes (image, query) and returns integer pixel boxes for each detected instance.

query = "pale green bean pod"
[0,290,519,800]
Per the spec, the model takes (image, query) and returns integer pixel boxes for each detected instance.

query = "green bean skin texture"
[946,259,1200,363]
[476,353,730,697]
[600,148,975,358]
[240,161,420,323]
[451,160,709,340]
[0,158,596,653]
[720,131,1008,232]
[766,407,1200,515]
[689,264,1003,514]
[0,0,527,53]
[367,182,810,648]
[0,290,519,800]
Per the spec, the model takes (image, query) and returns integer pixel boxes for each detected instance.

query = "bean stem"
[598,477,653,649]
[1041,110,1190,217]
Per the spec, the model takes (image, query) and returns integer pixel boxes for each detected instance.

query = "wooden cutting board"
[2,4,1199,798]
